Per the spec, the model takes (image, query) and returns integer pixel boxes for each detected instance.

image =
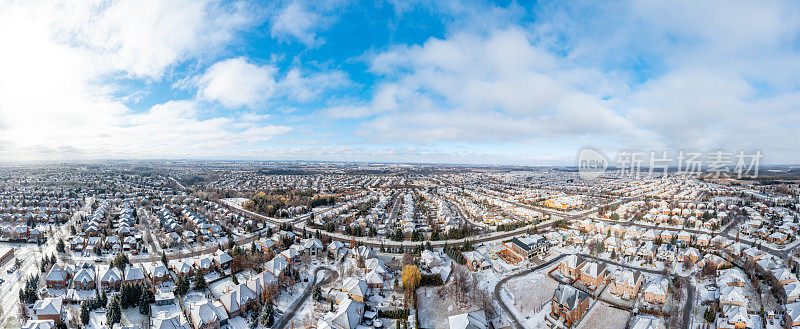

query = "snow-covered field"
[275,281,308,313]
[121,307,147,327]
[417,282,488,329]
[499,282,553,329]
[504,269,558,314]
[575,302,630,329]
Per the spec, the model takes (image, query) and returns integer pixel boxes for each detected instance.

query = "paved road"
[682,278,695,329]
[273,266,336,329]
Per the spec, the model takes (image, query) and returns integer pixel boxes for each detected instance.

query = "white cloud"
[353,28,641,144]
[271,1,325,46]
[198,57,349,108]
[199,57,279,108]
[0,0,289,160]
[341,0,800,163]
[56,0,255,78]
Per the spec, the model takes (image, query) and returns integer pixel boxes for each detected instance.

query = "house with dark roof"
[509,235,548,259]
[551,284,591,327]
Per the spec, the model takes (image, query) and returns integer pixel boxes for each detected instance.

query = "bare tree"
[402,253,414,266]
[475,288,496,319]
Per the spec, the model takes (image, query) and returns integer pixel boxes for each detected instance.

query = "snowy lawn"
[505,269,558,314]
[417,278,493,329]
[121,307,147,327]
[274,281,309,313]
[575,302,630,329]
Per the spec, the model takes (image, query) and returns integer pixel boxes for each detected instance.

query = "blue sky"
[1,0,799,164]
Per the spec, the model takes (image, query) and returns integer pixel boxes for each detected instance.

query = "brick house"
[558,254,585,281]
[551,284,590,327]
[608,269,642,300]
[579,261,608,290]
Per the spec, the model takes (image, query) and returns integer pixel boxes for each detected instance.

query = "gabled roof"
[562,254,585,269]
[189,300,228,328]
[342,278,368,298]
[101,266,123,283]
[328,298,365,329]
[365,270,383,284]
[448,310,489,329]
[264,256,289,276]
[21,320,55,329]
[644,278,667,296]
[720,286,747,305]
[552,283,589,309]
[34,297,63,316]
[73,267,95,284]
[580,261,607,278]
[786,302,800,323]
[215,251,233,264]
[124,265,145,281]
[221,282,257,314]
[614,269,641,286]
[45,265,69,282]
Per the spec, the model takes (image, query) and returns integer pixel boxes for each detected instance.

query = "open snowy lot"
[505,269,558,314]
[575,302,630,329]
[121,307,147,328]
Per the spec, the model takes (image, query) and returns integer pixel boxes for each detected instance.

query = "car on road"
[95,257,103,263]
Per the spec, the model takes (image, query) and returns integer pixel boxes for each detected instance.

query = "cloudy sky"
[1,0,799,164]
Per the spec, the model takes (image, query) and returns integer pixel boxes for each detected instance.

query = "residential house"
[448,310,490,329]
[33,297,63,324]
[608,269,642,300]
[579,261,608,290]
[558,254,585,281]
[643,278,668,304]
[188,299,229,329]
[550,284,591,327]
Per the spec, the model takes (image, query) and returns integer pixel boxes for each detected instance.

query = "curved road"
[273,266,337,329]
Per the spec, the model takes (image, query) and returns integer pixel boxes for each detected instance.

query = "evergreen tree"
[312,285,322,301]
[107,297,122,326]
[80,302,90,325]
[260,302,274,327]
[704,307,716,323]
[138,284,151,314]
[193,272,207,290]
[56,238,65,253]
[175,275,189,295]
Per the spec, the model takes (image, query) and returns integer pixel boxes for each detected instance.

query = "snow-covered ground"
[121,307,147,327]
[417,285,477,329]
[499,283,553,329]
[274,281,308,313]
[575,302,630,329]
[504,268,558,314]
[87,309,108,329]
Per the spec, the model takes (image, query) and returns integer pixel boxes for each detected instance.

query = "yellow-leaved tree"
[401,265,421,308]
